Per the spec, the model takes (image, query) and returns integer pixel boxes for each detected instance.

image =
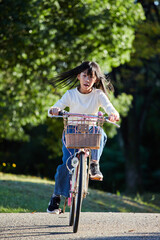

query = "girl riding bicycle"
[47,61,119,214]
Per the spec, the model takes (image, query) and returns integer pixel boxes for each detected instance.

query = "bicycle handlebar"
[50,110,120,128]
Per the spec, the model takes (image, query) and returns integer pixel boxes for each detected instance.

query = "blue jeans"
[54,127,107,197]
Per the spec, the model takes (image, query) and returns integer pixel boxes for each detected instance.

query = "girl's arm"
[98,90,120,122]
[48,90,70,117]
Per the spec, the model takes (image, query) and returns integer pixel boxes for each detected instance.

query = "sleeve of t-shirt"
[98,90,119,117]
[48,91,70,117]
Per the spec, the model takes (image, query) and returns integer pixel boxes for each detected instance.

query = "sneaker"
[47,195,61,214]
[90,162,103,181]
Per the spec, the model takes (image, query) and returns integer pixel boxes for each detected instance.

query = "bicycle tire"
[69,162,79,226]
[69,196,75,226]
[73,152,84,233]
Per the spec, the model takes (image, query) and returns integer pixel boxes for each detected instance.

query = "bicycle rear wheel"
[73,152,85,233]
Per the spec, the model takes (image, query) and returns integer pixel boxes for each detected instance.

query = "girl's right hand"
[49,107,61,115]
[108,113,120,122]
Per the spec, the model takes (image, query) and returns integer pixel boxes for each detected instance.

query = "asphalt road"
[0,212,160,240]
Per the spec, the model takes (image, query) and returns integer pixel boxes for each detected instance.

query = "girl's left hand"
[109,113,119,122]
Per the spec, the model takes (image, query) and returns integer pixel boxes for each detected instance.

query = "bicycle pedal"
[90,176,103,181]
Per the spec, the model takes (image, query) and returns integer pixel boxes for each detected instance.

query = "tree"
[110,0,160,193]
[0,0,144,141]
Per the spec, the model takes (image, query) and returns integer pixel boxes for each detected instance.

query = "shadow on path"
[0,224,73,239]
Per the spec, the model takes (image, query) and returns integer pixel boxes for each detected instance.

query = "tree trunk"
[121,98,142,194]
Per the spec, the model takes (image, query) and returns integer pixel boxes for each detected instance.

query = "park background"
[0,0,160,198]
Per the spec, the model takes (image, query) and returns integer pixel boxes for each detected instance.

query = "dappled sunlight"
[0,206,30,213]
[0,172,55,185]
[122,199,154,212]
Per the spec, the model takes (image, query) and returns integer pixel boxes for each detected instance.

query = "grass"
[0,172,160,213]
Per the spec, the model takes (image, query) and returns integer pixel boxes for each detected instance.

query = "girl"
[47,61,119,214]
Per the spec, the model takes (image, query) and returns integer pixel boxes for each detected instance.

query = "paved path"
[0,212,160,240]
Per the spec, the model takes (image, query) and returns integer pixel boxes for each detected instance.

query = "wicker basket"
[65,133,101,149]
[63,116,104,149]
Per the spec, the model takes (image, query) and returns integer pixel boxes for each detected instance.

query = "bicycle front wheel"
[69,195,75,226]
[73,152,85,233]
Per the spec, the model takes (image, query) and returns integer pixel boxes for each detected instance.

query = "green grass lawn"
[0,172,160,213]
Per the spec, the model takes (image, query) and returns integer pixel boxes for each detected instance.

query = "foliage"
[102,92,133,138]
[0,0,149,194]
[0,0,144,140]
[110,0,160,192]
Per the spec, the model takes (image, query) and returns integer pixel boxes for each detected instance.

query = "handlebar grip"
[58,110,67,116]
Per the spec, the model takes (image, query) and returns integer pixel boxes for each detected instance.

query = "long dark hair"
[49,61,113,96]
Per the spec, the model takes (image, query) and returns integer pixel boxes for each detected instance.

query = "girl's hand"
[109,113,119,122]
[49,107,61,115]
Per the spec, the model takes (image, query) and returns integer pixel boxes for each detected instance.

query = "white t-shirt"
[48,88,119,118]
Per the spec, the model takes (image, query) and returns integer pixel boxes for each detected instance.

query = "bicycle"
[51,111,120,233]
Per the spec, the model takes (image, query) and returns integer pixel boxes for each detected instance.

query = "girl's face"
[77,70,97,94]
